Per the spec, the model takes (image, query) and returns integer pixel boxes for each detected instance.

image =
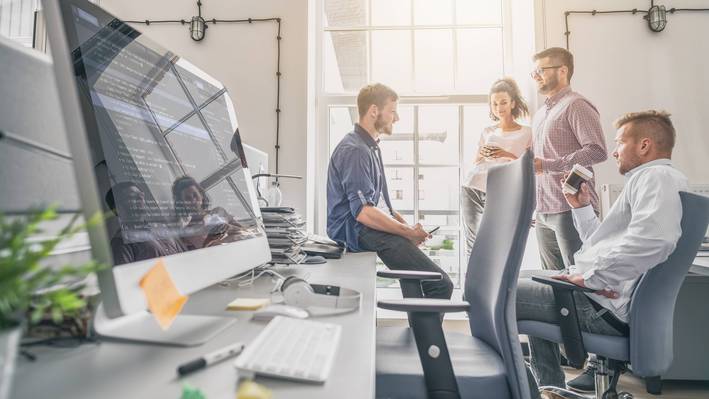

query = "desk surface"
[12,252,377,399]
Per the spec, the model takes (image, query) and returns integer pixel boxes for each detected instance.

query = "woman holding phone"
[462,78,531,257]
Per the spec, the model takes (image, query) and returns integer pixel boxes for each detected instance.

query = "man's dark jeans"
[358,226,454,299]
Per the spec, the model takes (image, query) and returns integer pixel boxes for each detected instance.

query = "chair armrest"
[530,274,590,369]
[377,270,442,280]
[377,298,469,313]
[532,275,595,293]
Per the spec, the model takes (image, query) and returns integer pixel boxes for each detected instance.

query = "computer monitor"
[42,0,271,345]
[242,143,269,208]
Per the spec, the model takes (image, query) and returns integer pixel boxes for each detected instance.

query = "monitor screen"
[62,3,264,266]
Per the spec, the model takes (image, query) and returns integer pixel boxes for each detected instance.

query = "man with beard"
[518,111,687,394]
[529,47,608,392]
[326,83,453,300]
[531,47,608,272]
[106,181,185,265]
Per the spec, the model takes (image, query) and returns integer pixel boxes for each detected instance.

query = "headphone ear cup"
[281,276,313,307]
[280,276,302,293]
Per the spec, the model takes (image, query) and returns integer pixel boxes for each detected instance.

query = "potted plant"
[0,207,102,399]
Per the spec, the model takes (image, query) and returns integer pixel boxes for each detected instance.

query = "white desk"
[12,253,377,399]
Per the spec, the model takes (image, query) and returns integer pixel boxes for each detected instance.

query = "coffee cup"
[563,164,593,194]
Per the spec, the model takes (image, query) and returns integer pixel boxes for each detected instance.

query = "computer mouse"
[252,304,309,321]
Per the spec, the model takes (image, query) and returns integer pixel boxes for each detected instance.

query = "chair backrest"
[628,192,709,377]
[464,149,535,399]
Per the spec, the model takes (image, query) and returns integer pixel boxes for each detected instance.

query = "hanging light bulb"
[647,4,667,32]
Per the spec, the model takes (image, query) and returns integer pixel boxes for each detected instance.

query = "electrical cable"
[563,1,709,50]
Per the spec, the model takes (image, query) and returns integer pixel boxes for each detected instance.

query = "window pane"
[328,106,358,155]
[0,0,39,47]
[422,228,461,286]
[456,0,502,25]
[166,114,223,180]
[414,0,453,25]
[463,105,490,178]
[174,59,224,107]
[324,0,367,27]
[143,68,195,133]
[414,30,454,93]
[419,211,459,227]
[456,28,504,94]
[201,93,239,162]
[371,30,412,93]
[418,167,459,211]
[418,105,459,165]
[380,105,414,165]
[372,0,410,26]
[386,167,414,211]
[206,179,252,222]
[324,31,367,93]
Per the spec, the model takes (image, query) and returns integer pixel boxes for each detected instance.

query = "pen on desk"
[177,342,245,376]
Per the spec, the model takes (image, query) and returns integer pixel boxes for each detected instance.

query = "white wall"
[100,0,310,214]
[537,0,709,187]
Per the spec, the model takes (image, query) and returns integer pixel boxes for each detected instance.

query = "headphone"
[280,276,361,316]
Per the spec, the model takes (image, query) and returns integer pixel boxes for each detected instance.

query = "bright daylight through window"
[321,0,506,289]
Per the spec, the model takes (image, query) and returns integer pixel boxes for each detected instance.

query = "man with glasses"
[529,47,608,393]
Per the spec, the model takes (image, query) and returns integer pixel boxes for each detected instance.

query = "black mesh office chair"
[375,150,536,399]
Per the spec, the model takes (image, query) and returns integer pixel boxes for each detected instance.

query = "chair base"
[539,358,633,399]
[539,386,633,399]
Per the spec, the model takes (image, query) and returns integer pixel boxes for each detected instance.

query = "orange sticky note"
[139,259,188,330]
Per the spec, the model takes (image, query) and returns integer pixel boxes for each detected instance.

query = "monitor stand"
[93,303,236,347]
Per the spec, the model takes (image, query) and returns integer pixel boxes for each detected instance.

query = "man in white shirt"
[517,110,688,390]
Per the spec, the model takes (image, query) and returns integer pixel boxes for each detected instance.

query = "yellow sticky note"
[236,380,272,399]
[139,259,188,330]
[226,298,271,311]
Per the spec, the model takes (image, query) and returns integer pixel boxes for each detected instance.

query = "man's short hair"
[533,47,574,81]
[614,110,676,153]
[357,83,398,119]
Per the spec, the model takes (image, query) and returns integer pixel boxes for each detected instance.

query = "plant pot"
[0,325,22,399]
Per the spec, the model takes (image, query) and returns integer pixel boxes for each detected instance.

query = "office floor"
[378,319,709,398]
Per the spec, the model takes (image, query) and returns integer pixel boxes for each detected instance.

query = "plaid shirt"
[533,87,607,214]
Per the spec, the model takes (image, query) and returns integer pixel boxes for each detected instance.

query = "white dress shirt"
[568,159,688,322]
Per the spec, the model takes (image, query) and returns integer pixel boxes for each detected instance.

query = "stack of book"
[261,207,308,264]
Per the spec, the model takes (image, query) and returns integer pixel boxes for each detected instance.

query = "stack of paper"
[261,207,308,264]
[698,235,709,258]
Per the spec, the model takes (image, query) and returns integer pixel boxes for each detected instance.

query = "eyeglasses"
[530,65,563,78]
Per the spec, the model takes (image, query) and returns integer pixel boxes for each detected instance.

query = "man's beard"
[538,74,559,95]
[374,115,392,135]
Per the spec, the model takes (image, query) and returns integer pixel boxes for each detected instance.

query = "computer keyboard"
[234,316,342,383]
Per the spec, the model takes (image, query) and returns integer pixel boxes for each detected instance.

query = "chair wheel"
[602,391,617,399]
[618,392,633,399]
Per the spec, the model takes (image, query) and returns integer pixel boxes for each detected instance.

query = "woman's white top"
[464,125,532,192]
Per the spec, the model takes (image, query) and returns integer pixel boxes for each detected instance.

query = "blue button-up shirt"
[327,124,393,251]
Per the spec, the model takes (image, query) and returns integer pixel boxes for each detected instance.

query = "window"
[0,0,40,47]
[316,0,537,297]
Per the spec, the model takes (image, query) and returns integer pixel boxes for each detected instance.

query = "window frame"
[314,0,521,297]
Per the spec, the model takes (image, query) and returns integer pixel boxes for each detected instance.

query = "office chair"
[375,149,536,399]
[518,191,709,399]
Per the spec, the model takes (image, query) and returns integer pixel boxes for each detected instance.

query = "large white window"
[316,0,535,293]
